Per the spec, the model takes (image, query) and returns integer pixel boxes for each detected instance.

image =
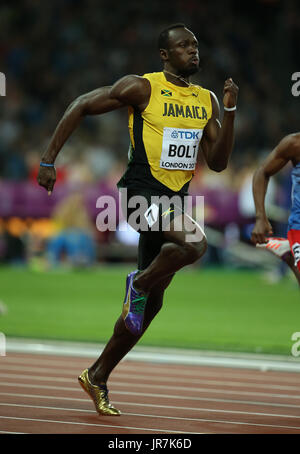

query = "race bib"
[160,127,203,171]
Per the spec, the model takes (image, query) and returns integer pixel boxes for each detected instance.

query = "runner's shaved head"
[158,23,187,50]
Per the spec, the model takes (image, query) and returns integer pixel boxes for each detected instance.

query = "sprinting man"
[37,24,238,415]
[251,132,300,287]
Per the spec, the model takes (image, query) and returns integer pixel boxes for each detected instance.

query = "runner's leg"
[287,229,300,287]
[134,212,207,293]
[88,273,174,384]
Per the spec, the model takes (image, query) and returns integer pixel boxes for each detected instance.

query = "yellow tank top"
[120,71,212,194]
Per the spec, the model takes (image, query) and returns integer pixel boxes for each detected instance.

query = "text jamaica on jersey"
[162,102,208,120]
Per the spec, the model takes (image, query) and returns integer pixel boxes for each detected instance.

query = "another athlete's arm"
[251,134,298,244]
[38,76,150,193]
[200,78,238,172]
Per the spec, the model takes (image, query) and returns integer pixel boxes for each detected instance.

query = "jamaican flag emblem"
[161,89,172,97]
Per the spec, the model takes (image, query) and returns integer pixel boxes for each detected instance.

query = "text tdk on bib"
[160,127,203,171]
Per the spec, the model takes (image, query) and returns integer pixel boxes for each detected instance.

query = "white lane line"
[110,373,300,392]
[0,430,27,434]
[1,403,299,431]
[0,381,299,410]
[102,363,300,381]
[0,377,299,400]
[1,390,300,411]
[0,416,202,434]
[6,340,300,372]
[1,367,300,392]
[2,371,300,392]
[1,401,300,422]
[2,355,300,385]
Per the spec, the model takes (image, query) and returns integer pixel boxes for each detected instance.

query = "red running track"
[0,352,300,434]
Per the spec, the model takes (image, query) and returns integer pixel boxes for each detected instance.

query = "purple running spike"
[122,270,147,336]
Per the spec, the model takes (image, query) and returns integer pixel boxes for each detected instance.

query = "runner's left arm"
[200,78,238,172]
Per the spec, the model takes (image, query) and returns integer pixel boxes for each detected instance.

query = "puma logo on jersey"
[161,207,174,218]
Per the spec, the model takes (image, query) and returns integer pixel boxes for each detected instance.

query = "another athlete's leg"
[281,250,300,287]
[287,230,300,287]
[256,236,300,287]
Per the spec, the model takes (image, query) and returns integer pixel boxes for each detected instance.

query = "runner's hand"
[251,218,273,244]
[37,165,56,195]
[223,78,239,108]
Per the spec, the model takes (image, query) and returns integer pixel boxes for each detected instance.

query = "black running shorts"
[120,187,186,270]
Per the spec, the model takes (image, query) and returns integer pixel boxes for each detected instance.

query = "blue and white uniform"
[288,162,300,230]
[288,162,300,270]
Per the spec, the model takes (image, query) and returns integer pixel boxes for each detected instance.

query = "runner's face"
[166,28,200,76]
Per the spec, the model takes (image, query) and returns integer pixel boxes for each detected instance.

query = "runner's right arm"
[38,76,150,193]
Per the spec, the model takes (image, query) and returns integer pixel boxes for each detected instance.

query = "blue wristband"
[40,162,55,167]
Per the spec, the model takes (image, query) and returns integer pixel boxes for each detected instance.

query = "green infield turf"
[0,265,299,355]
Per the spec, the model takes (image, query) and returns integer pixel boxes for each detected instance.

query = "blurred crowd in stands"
[0,0,299,272]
